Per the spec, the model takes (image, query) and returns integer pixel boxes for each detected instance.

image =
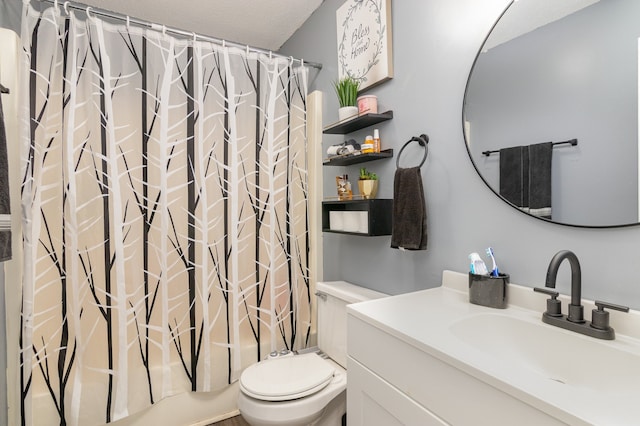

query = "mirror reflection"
[464,0,640,227]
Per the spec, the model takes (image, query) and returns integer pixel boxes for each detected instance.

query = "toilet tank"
[316,281,387,368]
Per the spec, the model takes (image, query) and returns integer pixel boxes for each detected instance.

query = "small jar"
[357,95,378,114]
[361,144,374,154]
[362,136,374,154]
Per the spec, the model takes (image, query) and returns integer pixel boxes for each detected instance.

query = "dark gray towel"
[528,142,552,218]
[499,146,527,208]
[499,142,552,219]
[0,92,12,261]
[391,167,427,250]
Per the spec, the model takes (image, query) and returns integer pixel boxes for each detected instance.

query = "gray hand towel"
[0,91,11,260]
[499,143,552,219]
[499,145,527,208]
[528,142,552,219]
[391,167,427,250]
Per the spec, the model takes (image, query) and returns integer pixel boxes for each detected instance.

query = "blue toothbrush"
[486,247,499,277]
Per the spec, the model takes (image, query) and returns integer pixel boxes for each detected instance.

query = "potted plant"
[358,167,379,199]
[334,76,360,121]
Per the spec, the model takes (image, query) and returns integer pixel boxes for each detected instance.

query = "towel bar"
[482,138,577,157]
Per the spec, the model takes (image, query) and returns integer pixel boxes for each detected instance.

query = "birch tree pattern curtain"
[19,4,310,425]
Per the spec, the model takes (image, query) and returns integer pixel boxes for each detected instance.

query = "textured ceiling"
[76,0,324,51]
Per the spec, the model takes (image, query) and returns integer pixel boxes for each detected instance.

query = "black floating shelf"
[323,149,394,166]
[322,199,393,236]
[323,110,393,134]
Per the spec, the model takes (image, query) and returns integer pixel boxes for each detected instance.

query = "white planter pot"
[338,106,358,121]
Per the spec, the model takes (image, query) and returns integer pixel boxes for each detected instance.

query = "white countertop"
[347,270,640,425]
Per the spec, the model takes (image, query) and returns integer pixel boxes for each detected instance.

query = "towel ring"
[396,134,429,169]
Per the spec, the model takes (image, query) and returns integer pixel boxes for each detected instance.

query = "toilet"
[237,281,387,426]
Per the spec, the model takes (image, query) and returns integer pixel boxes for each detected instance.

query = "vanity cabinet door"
[347,357,448,426]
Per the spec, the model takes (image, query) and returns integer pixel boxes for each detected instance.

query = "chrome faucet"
[534,250,629,340]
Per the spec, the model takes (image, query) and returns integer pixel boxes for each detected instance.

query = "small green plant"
[359,167,378,180]
[334,76,360,107]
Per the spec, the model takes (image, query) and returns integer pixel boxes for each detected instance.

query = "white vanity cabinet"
[345,271,592,426]
[347,271,640,425]
[346,314,563,426]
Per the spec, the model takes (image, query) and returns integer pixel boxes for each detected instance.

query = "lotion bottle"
[373,129,381,153]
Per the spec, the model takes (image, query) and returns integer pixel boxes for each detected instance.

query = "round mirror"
[463,0,640,227]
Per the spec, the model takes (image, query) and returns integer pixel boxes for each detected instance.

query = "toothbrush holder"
[468,273,509,309]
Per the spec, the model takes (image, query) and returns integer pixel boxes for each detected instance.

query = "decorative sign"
[336,0,393,91]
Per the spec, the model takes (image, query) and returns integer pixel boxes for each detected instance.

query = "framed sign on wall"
[336,0,393,92]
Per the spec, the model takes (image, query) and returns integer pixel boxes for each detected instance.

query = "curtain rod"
[37,0,323,70]
[482,138,578,157]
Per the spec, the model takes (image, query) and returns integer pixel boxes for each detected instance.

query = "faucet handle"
[591,301,630,331]
[595,301,630,313]
[533,287,559,297]
[533,287,562,317]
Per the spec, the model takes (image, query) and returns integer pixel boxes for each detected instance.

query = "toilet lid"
[240,353,335,401]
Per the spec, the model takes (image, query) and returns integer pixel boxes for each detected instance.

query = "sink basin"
[450,313,640,394]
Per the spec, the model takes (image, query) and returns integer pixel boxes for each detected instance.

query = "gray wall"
[0,0,21,35]
[466,0,639,226]
[280,0,640,309]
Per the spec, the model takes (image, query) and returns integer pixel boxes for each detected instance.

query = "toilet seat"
[240,353,335,401]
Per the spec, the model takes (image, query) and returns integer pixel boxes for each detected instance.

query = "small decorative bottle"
[345,174,353,200]
[373,129,381,153]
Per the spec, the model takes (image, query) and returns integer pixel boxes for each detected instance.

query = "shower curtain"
[19,4,310,425]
